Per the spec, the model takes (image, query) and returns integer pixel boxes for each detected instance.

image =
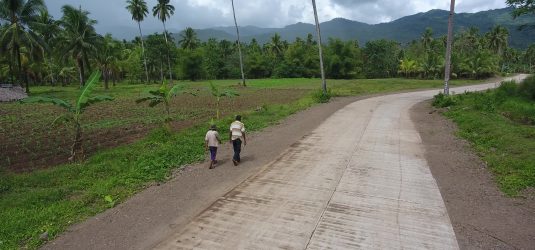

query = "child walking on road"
[205,124,221,169]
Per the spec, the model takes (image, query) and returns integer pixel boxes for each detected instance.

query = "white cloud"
[43,0,508,37]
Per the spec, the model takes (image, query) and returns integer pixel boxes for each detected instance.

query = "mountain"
[167,7,535,48]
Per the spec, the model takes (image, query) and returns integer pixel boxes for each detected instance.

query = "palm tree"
[231,0,246,86]
[178,27,199,50]
[486,25,509,56]
[126,0,150,83]
[267,33,284,57]
[311,0,327,94]
[420,28,434,52]
[96,34,118,89]
[443,0,455,95]
[0,0,46,93]
[59,5,100,87]
[152,0,174,82]
[32,9,61,86]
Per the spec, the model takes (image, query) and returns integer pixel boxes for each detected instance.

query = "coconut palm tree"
[58,5,100,88]
[96,34,118,89]
[126,0,149,83]
[420,28,434,52]
[267,33,284,57]
[152,0,174,82]
[311,0,327,94]
[443,0,455,95]
[32,9,61,86]
[0,0,46,93]
[178,27,199,50]
[486,25,509,56]
[231,0,246,86]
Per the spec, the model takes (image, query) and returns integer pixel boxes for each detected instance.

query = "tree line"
[1,0,535,94]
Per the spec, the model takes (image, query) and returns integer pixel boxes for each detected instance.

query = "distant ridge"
[162,7,534,48]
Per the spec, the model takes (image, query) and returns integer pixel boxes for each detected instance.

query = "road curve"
[155,75,528,250]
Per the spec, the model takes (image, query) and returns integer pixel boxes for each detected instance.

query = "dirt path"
[411,101,535,249]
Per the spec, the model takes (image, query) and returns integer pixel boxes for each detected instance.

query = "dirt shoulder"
[42,96,362,250]
[411,101,535,249]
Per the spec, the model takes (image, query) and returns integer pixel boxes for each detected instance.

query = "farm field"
[0,77,485,249]
[0,78,484,171]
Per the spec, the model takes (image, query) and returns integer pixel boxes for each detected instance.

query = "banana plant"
[21,71,114,161]
[209,82,239,120]
[136,82,195,123]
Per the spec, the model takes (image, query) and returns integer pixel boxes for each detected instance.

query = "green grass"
[434,77,535,195]
[0,77,489,249]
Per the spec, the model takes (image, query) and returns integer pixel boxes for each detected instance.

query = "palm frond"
[21,96,73,112]
[83,95,114,109]
[167,84,186,98]
[76,70,101,112]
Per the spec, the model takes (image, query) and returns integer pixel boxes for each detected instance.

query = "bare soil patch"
[411,100,535,249]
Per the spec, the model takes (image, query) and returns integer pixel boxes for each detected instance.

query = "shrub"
[518,75,535,101]
[496,80,518,97]
[312,89,332,103]
[432,93,455,108]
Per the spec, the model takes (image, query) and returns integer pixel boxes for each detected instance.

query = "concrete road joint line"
[153,75,527,250]
[395,111,404,249]
[304,102,375,250]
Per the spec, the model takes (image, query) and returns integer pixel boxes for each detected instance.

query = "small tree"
[136,82,195,123]
[21,71,113,161]
[209,82,238,120]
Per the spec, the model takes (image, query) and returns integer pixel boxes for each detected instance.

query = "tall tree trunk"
[311,0,327,94]
[162,22,173,83]
[160,55,164,83]
[443,0,455,96]
[15,46,30,93]
[104,67,109,90]
[138,21,150,83]
[77,57,85,87]
[83,52,92,73]
[231,0,246,87]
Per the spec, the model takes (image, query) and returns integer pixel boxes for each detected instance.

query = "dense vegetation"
[433,76,535,195]
[1,1,534,95]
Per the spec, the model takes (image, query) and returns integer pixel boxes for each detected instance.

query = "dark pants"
[209,146,217,161]
[232,139,242,162]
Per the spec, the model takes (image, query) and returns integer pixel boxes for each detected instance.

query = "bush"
[496,80,518,96]
[518,75,535,101]
[312,88,332,103]
[432,93,455,108]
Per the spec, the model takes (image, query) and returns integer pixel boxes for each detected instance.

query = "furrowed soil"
[42,95,362,250]
[411,100,535,249]
[1,88,307,171]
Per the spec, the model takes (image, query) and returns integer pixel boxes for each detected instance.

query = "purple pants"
[209,146,218,161]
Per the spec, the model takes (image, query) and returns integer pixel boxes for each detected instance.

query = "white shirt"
[205,130,220,147]
[230,121,245,140]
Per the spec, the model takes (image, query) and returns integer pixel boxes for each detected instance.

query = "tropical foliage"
[0,2,534,91]
[21,71,113,160]
[209,81,239,120]
[135,82,194,123]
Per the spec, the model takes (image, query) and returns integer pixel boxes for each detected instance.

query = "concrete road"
[155,75,527,250]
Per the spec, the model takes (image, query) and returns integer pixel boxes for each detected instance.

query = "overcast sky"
[43,0,508,35]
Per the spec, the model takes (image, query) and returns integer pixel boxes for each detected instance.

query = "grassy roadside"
[0,95,315,249]
[433,76,535,196]
[0,77,487,249]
